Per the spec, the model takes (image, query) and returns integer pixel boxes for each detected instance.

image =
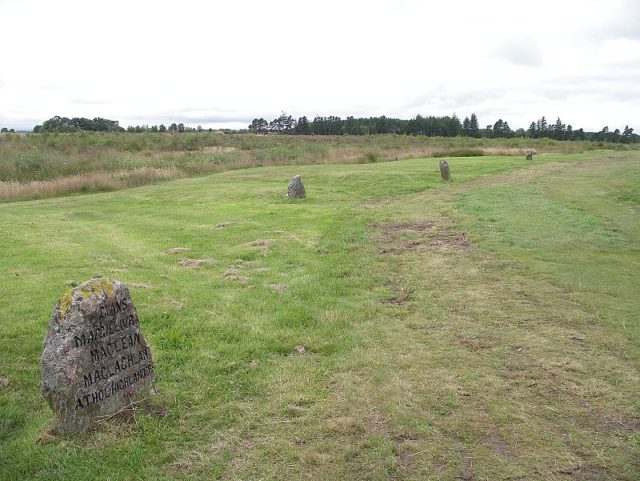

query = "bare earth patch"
[381,286,414,306]
[127,282,154,289]
[457,337,492,350]
[291,345,307,355]
[201,146,237,153]
[458,450,475,480]
[478,431,516,459]
[373,221,435,232]
[372,220,470,254]
[269,284,287,292]
[166,247,192,254]
[245,239,275,255]
[178,258,214,267]
[224,270,250,283]
[246,239,275,247]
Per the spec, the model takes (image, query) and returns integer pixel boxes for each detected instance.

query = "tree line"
[28,114,638,143]
[33,116,125,133]
[123,123,214,133]
[32,116,214,134]
[249,113,638,143]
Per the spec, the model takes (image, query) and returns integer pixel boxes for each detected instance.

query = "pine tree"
[469,113,480,138]
[553,117,566,140]
[536,116,548,134]
[295,116,310,135]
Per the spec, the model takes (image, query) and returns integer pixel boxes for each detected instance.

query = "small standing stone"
[439,160,451,182]
[41,275,154,433]
[286,175,306,199]
[525,148,535,160]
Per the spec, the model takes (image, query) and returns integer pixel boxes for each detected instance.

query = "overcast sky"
[1,0,638,131]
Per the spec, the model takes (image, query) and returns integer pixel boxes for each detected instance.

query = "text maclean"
[90,332,141,363]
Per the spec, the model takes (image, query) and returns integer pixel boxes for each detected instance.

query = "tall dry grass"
[0,167,183,201]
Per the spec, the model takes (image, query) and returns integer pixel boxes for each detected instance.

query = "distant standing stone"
[41,275,154,434]
[287,175,306,199]
[439,159,451,182]
[525,148,535,160]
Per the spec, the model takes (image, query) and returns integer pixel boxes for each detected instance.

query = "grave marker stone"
[439,159,451,182]
[286,175,306,199]
[41,275,154,433]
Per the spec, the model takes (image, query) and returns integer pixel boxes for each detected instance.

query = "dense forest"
[248,113,638,143]
[31,116,124,133]
[20,114,639,143]
[30,116,211,134]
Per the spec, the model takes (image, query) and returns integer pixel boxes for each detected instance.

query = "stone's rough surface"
[525,148,535,160]
[286,175,306,199]
[439,160,451,182]
[41,276,154,434]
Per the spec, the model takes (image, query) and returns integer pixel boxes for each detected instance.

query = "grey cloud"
[170,114,253,124]
[69,98,115,105]
[609,1,640,39]
[0,116,43,130]
[397,88,514,121]
[450,88,510,107]
[497,40,543,67]
[540,68,640,101]
[586,1,640,40]
[124,110,253,127]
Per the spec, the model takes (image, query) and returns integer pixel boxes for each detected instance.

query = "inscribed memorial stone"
[439,159,451,182]
[286,175,306,199]
[41,275,154,433]
[525,148,535,160]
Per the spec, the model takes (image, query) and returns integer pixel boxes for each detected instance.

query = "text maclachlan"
[75,363,154,410]
[83,346,150,388]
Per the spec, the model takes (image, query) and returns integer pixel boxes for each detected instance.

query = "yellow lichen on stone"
[80,277,116,301]
[98,277,115,299]
[58,290,74,318]
[60,277,117,315]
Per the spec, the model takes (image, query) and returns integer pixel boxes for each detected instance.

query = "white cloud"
[0,0,638,131]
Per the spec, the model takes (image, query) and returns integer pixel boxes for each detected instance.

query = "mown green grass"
[0,151,638,480]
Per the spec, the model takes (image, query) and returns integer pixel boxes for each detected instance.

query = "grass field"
[0,150,638,480]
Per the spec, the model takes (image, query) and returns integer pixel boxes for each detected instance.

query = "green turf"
[1,151,638,480]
